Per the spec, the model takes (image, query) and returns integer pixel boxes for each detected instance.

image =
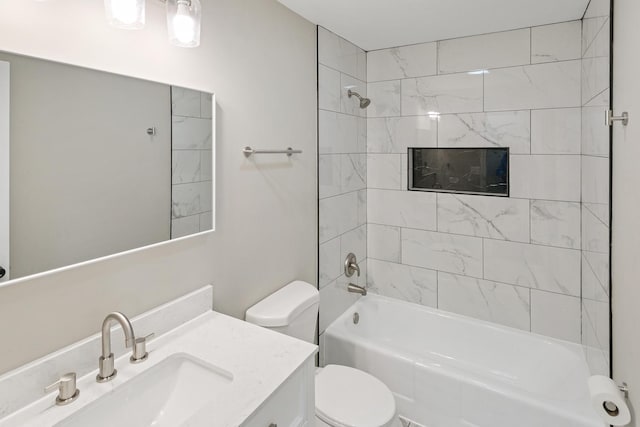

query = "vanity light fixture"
[104,0,201,48]
[166,0,202,47]
[104,0,146,30]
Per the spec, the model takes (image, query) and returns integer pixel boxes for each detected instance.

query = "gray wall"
[0,0,317,374]
[3,52,171,279]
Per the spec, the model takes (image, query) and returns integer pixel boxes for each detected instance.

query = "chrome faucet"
[344,253,361,278]
[347,283,367,296]
[96,312,135,383]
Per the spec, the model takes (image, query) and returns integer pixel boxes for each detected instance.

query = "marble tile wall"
[581,0,611,376]
[171,86,213,238]
[318,27,368,335]
[365,22,588,345]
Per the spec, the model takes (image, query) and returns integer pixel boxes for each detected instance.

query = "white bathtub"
[321,295,604,427]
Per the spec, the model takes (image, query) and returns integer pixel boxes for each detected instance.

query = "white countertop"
[0,310,317,427]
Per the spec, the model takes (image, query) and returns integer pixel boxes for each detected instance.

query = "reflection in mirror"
[0,51,214,283]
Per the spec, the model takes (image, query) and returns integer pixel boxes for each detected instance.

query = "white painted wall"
[612,0,640,422]
[0,0,317,374]
[0,61,8,283]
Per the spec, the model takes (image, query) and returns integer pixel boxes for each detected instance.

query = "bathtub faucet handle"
[345,253,361,278]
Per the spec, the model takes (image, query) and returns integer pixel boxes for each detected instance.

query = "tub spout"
[347,283,367,296]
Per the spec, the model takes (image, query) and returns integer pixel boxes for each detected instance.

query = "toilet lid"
[315,365,396,427]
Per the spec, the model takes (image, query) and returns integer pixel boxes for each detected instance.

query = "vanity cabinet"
[243,357,315,427]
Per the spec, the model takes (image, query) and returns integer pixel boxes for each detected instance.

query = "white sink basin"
[55,353,233,427]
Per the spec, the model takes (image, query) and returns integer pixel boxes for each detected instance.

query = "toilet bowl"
[245,281,397,427]
[315,365,396,427]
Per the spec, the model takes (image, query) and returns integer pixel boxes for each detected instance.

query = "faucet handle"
[344,253,361,278]
[45,373,80,406]
[130,333,155,364]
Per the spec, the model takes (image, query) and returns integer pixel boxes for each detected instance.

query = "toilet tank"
[245,281,319,343]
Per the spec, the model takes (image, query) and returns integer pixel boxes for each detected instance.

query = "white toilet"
[246,281,397,427]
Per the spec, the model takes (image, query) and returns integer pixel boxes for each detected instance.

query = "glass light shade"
[166,0,202,48]
[104,0,145,30]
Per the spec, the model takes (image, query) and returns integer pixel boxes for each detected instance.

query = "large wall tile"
[510,155,581,201]
[319,277,360,334]
[319,237,341,288]
[402,73,483,115]
[172,181,211,218]
[341,154,367,193]
[199,211,212,232]
[530,200,581,249]
[585,87,610,108]
[356,48,367,82]
[402,229,483,277]
[583,298,610,351]
[582,253,609,302]
[583,305,610,376]
[172,150,201,184]
[200,151,212,181]
[341,225,367,264]
[582,16,609,56]
[582,155,610,204]
[171,215,200,239]
[318,26,359,78]
[172,116,213,149]
[319,192,359,243]
[367,80,401,118]
[583,251,610,294]
[437,194,530,242]
[584,202,609,227]
[318,64,341,112]
[582,106,610,157]
[368,42,437,82]
[367,116,437,153]
[438,272,530,331]
[341,74,367,117]
[484,61,581,111]
[437,111,530,154]
[531,21,582,64]
[319,154,341,199]
[584,0,610,18]
[368,224,401,262]
[319,111,358,154]
[357,189,367,226]
[368,259,437,307]
[583,18,610,60]
[367,154,402,190]
[484,240,581,296]
[438,29,530,74]
[171,86,202,117]
[582,206,609,254]
[531,290,581,343]
[531,108,581,154]
[582,56,610,106]
[368,189,436,230]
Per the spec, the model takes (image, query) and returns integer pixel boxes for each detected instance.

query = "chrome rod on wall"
[242,146,302,157]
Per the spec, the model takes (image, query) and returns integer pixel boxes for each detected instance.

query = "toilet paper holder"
[618,382,629,399]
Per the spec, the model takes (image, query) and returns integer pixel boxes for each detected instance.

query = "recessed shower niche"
[408,147,509,196]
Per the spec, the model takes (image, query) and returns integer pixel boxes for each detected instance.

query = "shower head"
[348,89,371,109]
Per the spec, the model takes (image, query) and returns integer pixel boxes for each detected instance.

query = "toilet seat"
[315,365,396,427]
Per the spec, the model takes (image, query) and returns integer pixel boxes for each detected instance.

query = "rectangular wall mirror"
[0,51,215,283]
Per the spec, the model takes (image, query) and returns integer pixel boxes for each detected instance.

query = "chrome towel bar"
[243,146,302,157]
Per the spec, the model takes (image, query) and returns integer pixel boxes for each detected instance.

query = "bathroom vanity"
[0,286,317,426]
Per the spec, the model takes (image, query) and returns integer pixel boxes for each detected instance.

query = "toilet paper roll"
[588,375,631,426]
